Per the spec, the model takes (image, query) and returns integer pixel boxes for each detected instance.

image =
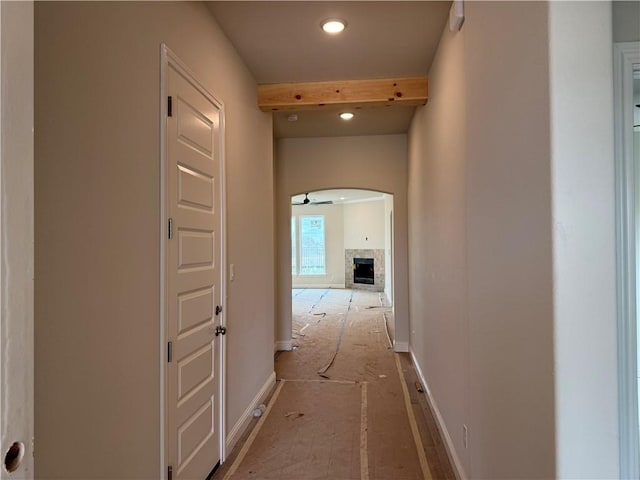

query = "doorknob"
[215,326,226,336]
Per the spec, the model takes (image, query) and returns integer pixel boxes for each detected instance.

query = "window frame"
[291,213,327,276]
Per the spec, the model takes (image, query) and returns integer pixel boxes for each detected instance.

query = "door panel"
[178,230,214,269]
[178,166,214,210]
[177,99,214,156]
[178,400,214,465]
[178,346,213,400]
[166,55,222,480]
[178,288,214,334]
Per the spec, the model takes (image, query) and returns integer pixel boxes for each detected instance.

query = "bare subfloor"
[214,289,455,480]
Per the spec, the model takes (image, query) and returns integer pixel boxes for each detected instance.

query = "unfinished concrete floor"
[216,289,455,480]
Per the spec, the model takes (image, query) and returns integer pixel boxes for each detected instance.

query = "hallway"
[216,289,455,480]
[14,3,622,478]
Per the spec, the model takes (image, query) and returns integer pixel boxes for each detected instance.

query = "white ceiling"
[206,1,451,138]
[291,188,386,205]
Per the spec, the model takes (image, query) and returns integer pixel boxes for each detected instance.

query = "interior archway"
[289,188,396,348]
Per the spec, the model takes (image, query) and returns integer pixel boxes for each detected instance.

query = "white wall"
[34,3,274,478]
[291,199,388,290]
[343,200,385,250]
[0,2,34,478]
[292,203,345,288]
[464,3,556,477]
[549,2,618,476]
[276,135,409,350]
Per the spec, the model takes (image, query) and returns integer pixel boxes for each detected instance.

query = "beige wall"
[292,203,345,288]
[34,2,274,478]
[409,1,618,477]
[613,1,640,42]
[343,200,385,250]
[409,2,555,477]
[464,3,556,476]
[276,135,409,350]
[407,15,470,476]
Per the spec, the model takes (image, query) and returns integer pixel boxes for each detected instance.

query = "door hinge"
[168,218,173,239]
[167,341,173,363]
[168,465,173,480]
[167,96,173,117]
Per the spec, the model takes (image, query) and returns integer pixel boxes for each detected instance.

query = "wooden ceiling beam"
[257,77,428,112]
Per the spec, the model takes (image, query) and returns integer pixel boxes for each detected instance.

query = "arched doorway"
[288,188,395,348]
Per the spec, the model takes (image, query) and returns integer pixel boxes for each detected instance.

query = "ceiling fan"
[292,193,333,206]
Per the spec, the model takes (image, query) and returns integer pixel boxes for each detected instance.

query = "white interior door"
[165,48,224,480]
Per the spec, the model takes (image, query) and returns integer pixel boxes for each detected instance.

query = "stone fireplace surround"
[344,249,384,292]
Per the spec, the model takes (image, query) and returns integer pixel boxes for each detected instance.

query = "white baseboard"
[394,340,409,352]
[225,371,276,455]
[274,340,292,352]
[409,348,467,480]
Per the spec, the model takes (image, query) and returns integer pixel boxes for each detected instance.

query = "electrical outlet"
[230,264,235,282]
[463,424,468,448]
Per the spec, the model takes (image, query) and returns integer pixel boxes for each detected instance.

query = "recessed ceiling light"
[339,112,354,120]
[321,18,346,34]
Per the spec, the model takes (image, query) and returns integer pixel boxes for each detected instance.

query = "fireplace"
[345,250,384,291]
[353,258,374,285]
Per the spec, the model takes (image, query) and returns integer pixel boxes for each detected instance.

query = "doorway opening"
[290,188,395,348]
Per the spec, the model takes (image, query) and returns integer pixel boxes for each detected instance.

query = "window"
[299,216,326,275]
[291,215,326,275]
[291,216,296,275]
